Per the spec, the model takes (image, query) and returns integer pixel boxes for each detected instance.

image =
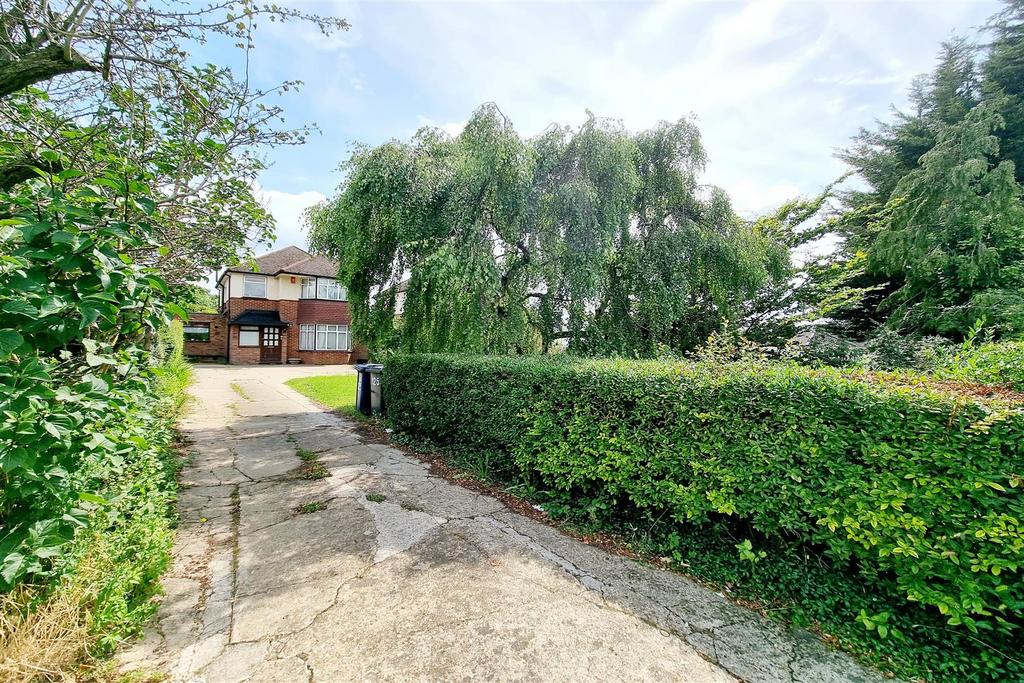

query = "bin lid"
[364,363,384,371]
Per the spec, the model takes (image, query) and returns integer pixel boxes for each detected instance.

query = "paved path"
[120,365,886,683]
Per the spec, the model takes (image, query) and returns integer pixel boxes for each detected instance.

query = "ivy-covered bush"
[385,354,1024,635]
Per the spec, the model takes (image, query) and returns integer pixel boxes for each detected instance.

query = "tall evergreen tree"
[870,101,1024,335]
[983,0,1024,183]
[815,6,1024,340]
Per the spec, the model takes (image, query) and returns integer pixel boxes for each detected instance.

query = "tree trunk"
[0,43,97,99]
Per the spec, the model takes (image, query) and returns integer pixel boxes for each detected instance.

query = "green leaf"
[0,329,24,357]
[165,302,188,320]
[78,492,109,506]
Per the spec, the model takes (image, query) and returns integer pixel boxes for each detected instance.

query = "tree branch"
[0,42,96,98]
[0,155,62,191]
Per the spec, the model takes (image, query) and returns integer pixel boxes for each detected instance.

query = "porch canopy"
[228,310,289,327]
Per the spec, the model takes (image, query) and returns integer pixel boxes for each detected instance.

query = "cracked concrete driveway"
[119,365,887,683]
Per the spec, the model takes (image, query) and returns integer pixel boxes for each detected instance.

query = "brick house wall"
[226,297,282,319]
[197,247,372,365]
[217,296,363,365]
[289,299,355,364]
[220,298,284,365]
[226,324,272,365]
[182,312,227,360]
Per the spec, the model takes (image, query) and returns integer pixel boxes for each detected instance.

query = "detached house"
[183,246,365,365]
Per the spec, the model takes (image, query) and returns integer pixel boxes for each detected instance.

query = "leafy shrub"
[783,326,1024,394]
[783,328,864,368]
[858,328,920,370]
[930,341,1024,392]
[385,354,1024,678]
[0,171,174,587]
[0,345,186,676]
[0,166,189,671]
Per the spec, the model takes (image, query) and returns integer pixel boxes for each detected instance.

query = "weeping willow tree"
[308,104,789,356]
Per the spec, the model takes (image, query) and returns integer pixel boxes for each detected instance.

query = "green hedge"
[384,354,1024,635]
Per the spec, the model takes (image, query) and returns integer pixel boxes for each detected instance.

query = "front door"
[259,327,281,364]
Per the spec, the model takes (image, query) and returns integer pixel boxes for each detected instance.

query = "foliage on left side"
[0,3,347,674]
[0,156,191,677]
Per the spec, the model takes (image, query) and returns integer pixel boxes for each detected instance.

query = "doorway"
[259,326,281,363]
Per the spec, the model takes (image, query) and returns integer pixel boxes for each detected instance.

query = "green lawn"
[285,374,360,417]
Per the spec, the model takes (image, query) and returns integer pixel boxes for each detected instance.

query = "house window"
[301,323,349,351]
[238,326,259,346]
[316,278,346,301]
[299,324,315,350]
[243,274,267,298]
[300,277,316,299]
[183,323,211,342]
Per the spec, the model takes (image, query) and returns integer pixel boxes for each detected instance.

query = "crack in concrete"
[227,485,242,639]
[475,514,607,594]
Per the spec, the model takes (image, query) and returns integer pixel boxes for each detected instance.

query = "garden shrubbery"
[0,170,190,678]
[385,353,1024,681]
[931,340,1024,392]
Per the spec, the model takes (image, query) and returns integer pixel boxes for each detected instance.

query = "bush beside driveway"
[384,353,1024,682]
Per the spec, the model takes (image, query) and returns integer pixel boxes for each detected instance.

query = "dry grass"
[0,580,92,682]
[0,554,161,683]
[228,382,250,400]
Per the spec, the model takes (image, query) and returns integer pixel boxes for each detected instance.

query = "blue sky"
[201,0,1001,253]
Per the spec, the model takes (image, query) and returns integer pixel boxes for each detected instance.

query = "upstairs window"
[183,323,210,342]
[300,277,316,299]
[243,274,267,298]
[316,278,346,301]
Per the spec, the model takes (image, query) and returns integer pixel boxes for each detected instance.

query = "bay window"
[316,278,346,300]
[297,276,347,300]
[299,324,316,350]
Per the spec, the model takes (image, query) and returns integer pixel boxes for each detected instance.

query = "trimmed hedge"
[384,354,1024,634]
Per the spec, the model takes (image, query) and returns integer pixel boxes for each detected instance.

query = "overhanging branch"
[0,42,97,99]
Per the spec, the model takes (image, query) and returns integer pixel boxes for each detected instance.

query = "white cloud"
[415,115,467,138]
[717,178,803,218]
[243,0,1001,220]
[811,74,906,87]
[256,186,327,252]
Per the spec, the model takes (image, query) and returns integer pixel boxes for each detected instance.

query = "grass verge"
[285,374,359,418]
